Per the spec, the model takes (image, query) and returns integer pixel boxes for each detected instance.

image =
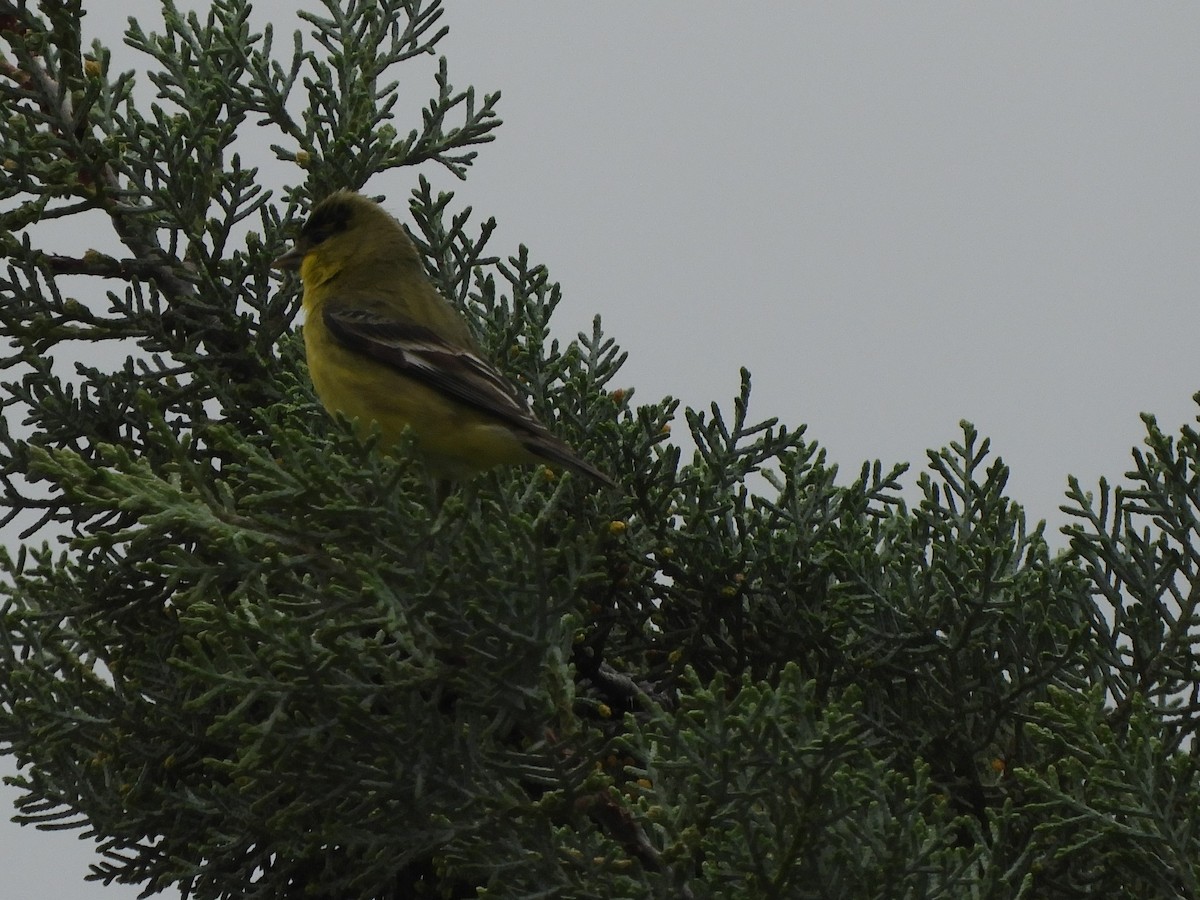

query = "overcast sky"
[4,3,1200,896]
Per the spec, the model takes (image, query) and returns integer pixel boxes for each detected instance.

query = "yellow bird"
[272,190,614,487]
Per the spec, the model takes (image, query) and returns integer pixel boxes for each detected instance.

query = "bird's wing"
[323,305,616,486]
[323,305,549,436]
[325,305,616,485]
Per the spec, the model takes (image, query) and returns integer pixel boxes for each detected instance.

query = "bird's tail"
[525,435,616,488]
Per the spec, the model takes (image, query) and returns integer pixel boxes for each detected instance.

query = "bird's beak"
[272,245,306,271]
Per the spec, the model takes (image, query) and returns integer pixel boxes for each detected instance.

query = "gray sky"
[4,3,1200,896]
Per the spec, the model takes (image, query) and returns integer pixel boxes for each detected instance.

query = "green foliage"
[1,1,1198,898]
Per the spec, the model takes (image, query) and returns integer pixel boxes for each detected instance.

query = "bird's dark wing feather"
[324,306,542,434]
[323,305,615,486]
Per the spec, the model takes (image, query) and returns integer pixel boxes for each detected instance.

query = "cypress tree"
[2,2,1198,897]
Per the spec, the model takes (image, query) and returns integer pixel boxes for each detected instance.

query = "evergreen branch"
[35,249,197,283]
